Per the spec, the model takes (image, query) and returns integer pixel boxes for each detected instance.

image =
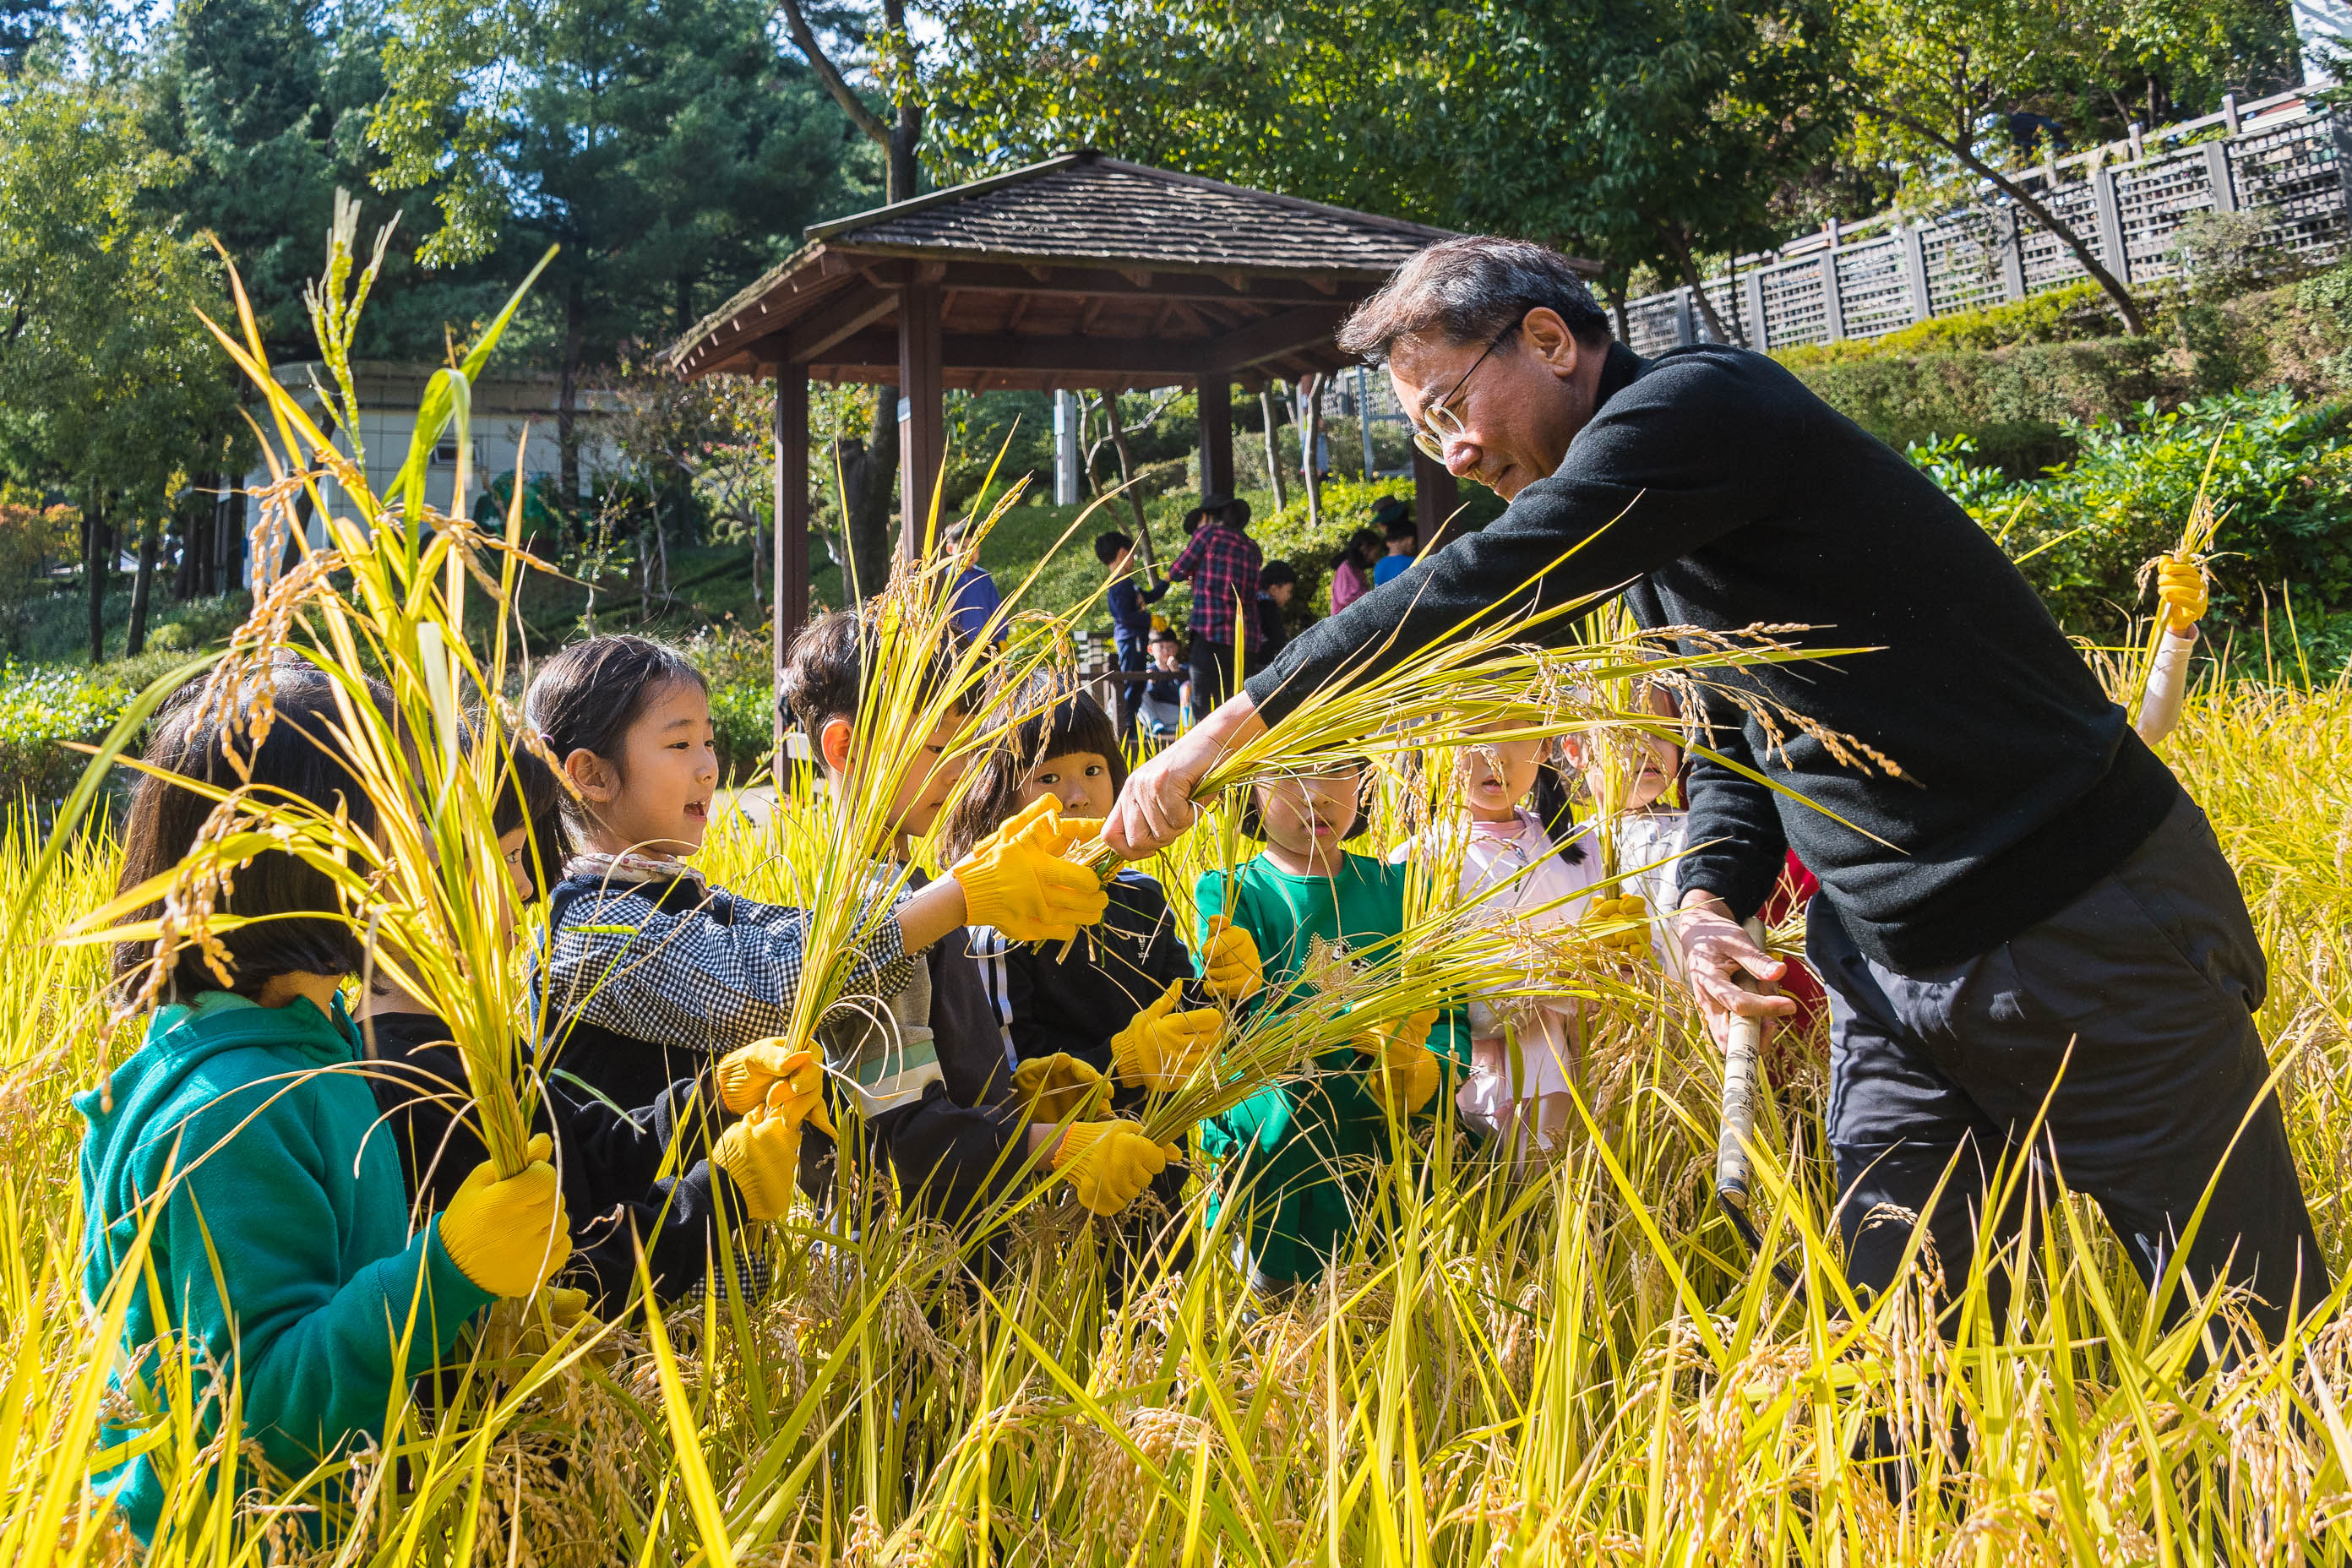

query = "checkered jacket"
[1168,524,1264,653]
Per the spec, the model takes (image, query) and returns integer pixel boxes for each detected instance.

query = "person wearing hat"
[1371,506,1419,588]
[1163,490,1262,710]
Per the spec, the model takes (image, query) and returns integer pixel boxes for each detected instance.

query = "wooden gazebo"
[667,150,1461,647]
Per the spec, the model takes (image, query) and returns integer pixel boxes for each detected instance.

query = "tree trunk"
[1864,102,2146,335]
[558,281,587,512]
[1296,375,1325,531]
[174,504,201,602]
[84,496,108,664]
[1604,274,1631,342]
[1101,391,1154,561]
[125,520,158,657]
[1658,223,1735,344]
[1260,386,1288,509]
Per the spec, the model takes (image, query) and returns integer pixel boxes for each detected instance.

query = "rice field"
[0,663,2346,1566]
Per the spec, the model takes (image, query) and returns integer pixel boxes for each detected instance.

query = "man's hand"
[1105,694,1266,857]
[1670,891,1797,1048]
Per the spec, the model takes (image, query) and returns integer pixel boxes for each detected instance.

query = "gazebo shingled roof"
[664,151,1564,756]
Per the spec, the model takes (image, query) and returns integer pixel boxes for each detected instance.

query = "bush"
[0,662,128,808]
[681,622,774,783]
[1777,282,2125,370]
[1909,387,2352,640]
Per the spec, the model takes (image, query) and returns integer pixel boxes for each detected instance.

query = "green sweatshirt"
[1194,852,1467,1285]
[76,991,493,1544]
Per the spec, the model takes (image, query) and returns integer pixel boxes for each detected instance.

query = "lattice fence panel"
[2231,112,2347,265]
[2018,182,2102,293]
[2115,146,2222,282]
[1920,210,2008,317]
[1835,237,1915,338]
[1623,295,1686,356]
[1757,260,1831,348]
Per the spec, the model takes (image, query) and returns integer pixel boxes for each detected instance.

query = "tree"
[371,0,860,506]
[0,0,54,74]
[0,72,238,662]
[1838,0,2296,336]
[926,0,1846,340]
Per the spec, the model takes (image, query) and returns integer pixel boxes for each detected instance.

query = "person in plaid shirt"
[1166,493,1263,708]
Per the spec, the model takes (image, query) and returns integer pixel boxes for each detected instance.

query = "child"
[1095,530,1168,743]
[1140,624,1190,739]
[79,662,569,1544]
[1371,511,1418,586]
[359,738,810,1309]
[1563,681,1827,1047]
[531,632,1145,1224]
[1256,560,1298,663]
[1195,761,1467,1290]
[1329,528,1382,614]
[781,615,1176,1221]
[1399,727,1601,1162]
[950,684,1262,1261]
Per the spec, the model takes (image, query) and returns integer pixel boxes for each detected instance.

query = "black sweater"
[360,1010,741,1311]
[1246,343,2181,971]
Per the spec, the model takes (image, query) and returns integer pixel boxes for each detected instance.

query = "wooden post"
[896,281,945,558]
[772,363,809,789]
[1413,444,1460,552]
[1196,374,1233,497]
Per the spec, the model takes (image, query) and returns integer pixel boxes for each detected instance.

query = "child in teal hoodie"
[79,663,572,1545]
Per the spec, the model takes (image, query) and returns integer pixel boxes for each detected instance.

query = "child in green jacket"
[1195,761,1467,1290]
[78,664,572,1545]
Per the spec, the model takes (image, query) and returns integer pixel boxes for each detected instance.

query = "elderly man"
[1106,235,2323,1348]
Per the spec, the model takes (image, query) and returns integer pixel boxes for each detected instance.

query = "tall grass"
[0,672,2346,1563]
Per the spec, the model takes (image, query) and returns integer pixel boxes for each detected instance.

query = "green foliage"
[681,621,775,782]
[1910,388,2352,638]
[0,662,128,806]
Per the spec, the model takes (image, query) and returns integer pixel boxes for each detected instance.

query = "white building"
[242,362,625,589]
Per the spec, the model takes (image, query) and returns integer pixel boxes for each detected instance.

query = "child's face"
[1267,582,1294,607]
[495,826,535,939]
[1152,640,1180,671]
[1567,688,1682,812]
[582,679,718,856]
[886,714,971,844]
[1108,547,1134,574]
[1457,730,1544,820]
[1021,749,1115,819]
[1255,768,1361,873]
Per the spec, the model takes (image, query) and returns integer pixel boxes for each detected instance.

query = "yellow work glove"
[712,1086,813,1222]
[1049,1119,1178,1217]
[2157,555,2208,635]
[716,1038,822,1115]
[440,1132,572,1298]
[950,797,1111,944]
[1583,893,1651,952]
[1013,1052,1113,1123]
[1353,1009,1443,1118]
[1199,917,1263,1001]
[1109,979,1224,1091]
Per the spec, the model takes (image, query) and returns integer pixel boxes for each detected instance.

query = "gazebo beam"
[1207,305,1352,370]
[802,327,1362,380]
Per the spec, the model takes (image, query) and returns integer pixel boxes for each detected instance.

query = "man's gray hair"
[1337,236,1611,364]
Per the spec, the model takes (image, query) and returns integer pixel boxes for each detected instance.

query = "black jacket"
[1247,342,2180,971]
[974,870,1202,1111]
[360,1010,741,1310]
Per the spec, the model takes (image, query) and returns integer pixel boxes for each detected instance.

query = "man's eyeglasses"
[1408,324,1517,461]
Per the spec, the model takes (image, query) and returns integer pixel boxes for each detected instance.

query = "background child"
[781,613,1172,1222]
[531,631,1125,1223]
[1256,560,1298,663]
[950,684,1260,1262]
[80,662,569,1544]
[1140,624,1190,739]
[1196,761,1467,1290]
[1400,727,1599,1163]
[1329,527,1382,614]
[1372,512,1418,586]
[1096,530,1168,744]
[359,738,809,1309]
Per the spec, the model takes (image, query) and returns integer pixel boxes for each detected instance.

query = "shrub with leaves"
[0,662,128,807]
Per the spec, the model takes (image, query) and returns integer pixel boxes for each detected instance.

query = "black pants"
[1189,637,1238,713]
[1815,796,2325,1356]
